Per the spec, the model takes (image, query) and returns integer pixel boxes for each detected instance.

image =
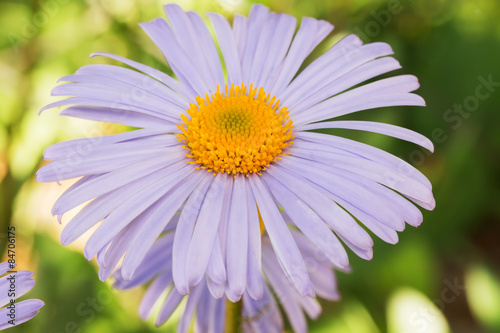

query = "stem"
[225,298,242,333]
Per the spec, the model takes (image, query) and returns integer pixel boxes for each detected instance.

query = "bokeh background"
[1,0,500,332]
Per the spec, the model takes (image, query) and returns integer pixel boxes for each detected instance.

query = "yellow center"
[177,83,293,176]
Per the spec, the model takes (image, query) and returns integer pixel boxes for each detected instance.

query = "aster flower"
[38,4,435,300]
[0,262,44,330]
[113,226,339,333]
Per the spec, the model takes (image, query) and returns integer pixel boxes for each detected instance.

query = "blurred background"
[1,0,499,332]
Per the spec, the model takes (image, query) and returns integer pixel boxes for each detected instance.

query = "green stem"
[225,298,242,333]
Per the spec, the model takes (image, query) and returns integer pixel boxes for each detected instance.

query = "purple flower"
[38,4,434,300]
[0,262,44,330]
[113,225,339,333]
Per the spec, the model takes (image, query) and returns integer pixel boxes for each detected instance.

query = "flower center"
[177,84,293,176]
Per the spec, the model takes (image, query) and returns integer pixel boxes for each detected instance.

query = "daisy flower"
[113,226,339,333]
[0,262,44,330]
[38,4,435,300]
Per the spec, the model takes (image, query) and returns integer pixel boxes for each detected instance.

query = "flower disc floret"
[177,83,294,175]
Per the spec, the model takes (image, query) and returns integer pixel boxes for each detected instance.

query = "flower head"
[0,262,44,330]
[38,4,434,300]
[177,83,293,175]
[113,225,338,333]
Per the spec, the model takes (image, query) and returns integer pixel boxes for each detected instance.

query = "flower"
[112,226,339,333]
[0,262,44,330]
[38,4,435,300]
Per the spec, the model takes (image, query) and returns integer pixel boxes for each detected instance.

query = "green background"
[1,0,500,332]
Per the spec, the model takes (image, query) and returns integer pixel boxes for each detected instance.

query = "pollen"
[177,83,294,176]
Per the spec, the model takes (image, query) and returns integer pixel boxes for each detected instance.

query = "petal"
[83,164,195,260]
[232,14,247,57]
[295,131,432,192]
[242,286,283,332]
[164,4,223,91]
[297,120,434,152]
[41,96,177,123]
[177,283,204,333]
[282,39,393,110]
[255,14,297,91]
[137,272,172,320]
[206,234,227,287]
[226,175,248,302]
[89,52,195,101]
[186,173,228,287]
[52,154,173,215]
[155,287,184,327]
[208,12,243,85]
[292,56,401,113]
[61,106,176,129]
[0,262,13,276]
[70,64,189,107]
[59,162,186,246]
[294,75,425,126]
[113,235,173,289]
[121,169,205,279]
[98,218,150,282]
[186,11,225,87]
[172,175,213,295]
[42,128,167,161]
[239,4,270,84]
[248,175,314,297]
[37,141,182,183]
[0,299,44,330]
[51,82,183,122]
[245,181,264,300]
[290,231,341,301]
[262,171,350,270]
[288,141,433,205]
[206,275,225,300]
[0,271,35,306]
[266,164,374,251]
[279,156,408,233]
[210,297,226,333]
[262,244,308,333]
[269,17,333,96]
[139,18,208,96]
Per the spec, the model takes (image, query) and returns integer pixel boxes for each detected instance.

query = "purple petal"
[137,272,172,320]
[177,283,204,333]
[59,162,185,246]
[267,164,374,251]
[61,106,176,129]
[52,155,173,215]
[206,235,227,286]
[294,75,425,126]
[172,175,213,295]
[164,4,223,92]
[186,174,228,287]
[245,181,264,300]
[255,14,297,91]
[269,17,333,97]
[297,120,434,152]
[42,128,167,161]
[262,171,350,270]
[121,169,205,279]
[155,287,184,327]
[226,175,248,302]
[70,64,189,108]
[89,52,195,101]
[0,299,44,330]
[208,12,243,85]
[83,164,194,259]
[139,18,208,96]
[239,4,270,84]
[248,175,314,297]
